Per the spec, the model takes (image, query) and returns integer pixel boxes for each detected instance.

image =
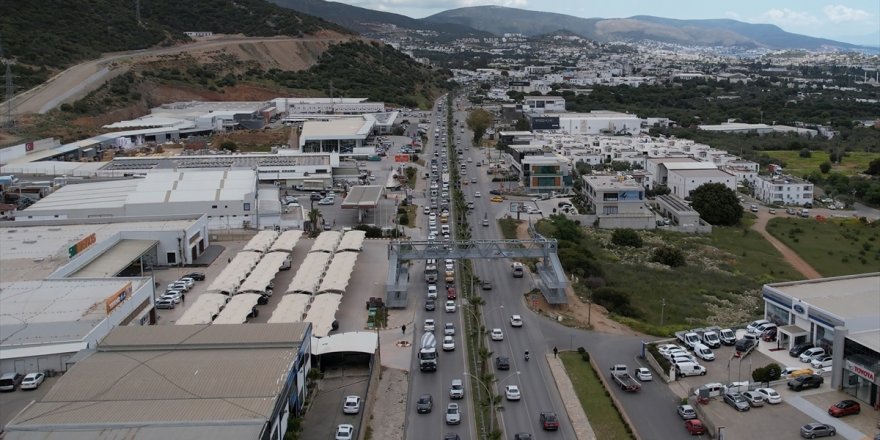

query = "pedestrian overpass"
[385,236,568,308]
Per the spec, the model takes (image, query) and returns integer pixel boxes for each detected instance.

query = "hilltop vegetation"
[0,0,348,89]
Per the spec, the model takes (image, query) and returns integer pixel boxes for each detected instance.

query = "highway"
[405,96,700,440]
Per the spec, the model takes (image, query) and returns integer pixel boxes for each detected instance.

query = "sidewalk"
[546,353,597,440]
[379,308,415,371]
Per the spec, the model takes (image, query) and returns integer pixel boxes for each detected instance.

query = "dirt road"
[749,208,823,279]
[4,35,352,116]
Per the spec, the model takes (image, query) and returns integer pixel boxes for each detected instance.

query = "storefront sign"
[846,360,876,382]
[105,282,133,314]
[68,233,97,258]
[791,301,809,319]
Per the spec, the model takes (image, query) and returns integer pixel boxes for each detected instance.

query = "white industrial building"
[754,174,814,206]
[645,158,736,198]
[299,117,377,156]
[272,97,385,114]
[549,111,642,136]
[15,170,264,230]
[523,96,566,114]
[0,215,208,375]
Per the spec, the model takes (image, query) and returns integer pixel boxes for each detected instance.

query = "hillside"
[267,0,490,41]
[0,0,349,75]
[424,6,861,50]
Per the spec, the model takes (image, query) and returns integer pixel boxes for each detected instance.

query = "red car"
[828,399,860,417]
[539,412,559,431]
[685,419,706,435]
[447,287,457,300]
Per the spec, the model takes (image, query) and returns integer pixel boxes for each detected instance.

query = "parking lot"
[661,338,877,440]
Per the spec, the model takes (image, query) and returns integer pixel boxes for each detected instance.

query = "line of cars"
[0,371,46,392]
[154,272,205,309]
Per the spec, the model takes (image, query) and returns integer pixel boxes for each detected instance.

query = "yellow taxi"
[490,196,504,203]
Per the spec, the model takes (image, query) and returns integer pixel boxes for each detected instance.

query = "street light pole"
[465,371,494,440]
[660,298,666,326]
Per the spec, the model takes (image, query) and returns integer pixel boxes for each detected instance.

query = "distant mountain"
[424,6,862,50]
[267,0,491,41]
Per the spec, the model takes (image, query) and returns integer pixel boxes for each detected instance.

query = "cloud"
[754,8,819,27]
[823,5,871,23]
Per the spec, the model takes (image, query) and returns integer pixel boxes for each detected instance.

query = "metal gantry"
[385,237,568,308]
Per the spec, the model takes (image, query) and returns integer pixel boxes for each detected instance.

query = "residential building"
[755,175,814,206]
[521,155,569,193]
[582,174,655,229]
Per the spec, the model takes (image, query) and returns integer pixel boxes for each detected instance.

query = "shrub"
[592,287,640,318]
[577,347,586,354]
[611,229,643,248]
[752,362,782,383]
[652,246,686,267]
[398,214,409,225]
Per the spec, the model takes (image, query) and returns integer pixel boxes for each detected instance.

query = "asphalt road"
[405,98,704,440]
[406,97,475,440]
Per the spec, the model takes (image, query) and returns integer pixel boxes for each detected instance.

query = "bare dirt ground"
[749,211,822,279]
[514,222,644,337]
[7,33,356,115]
[365,368,408,440]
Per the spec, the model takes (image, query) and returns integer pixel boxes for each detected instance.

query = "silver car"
[445,403,461,425]
[723,392,751,412]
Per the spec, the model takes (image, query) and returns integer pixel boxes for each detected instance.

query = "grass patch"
[758,150,876,177]
[498,218,521,239]
[560,352,633,440]
[766,217,880,276]
[403,204,417,228]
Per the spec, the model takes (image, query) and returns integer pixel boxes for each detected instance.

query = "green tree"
[798,148,811,158]
[307,208,322,233]
[515,118,531,131]
[819,162,832,174]
[611,229,643,248]
[865,159,880,175]
[652,246,686,267]
[466,108,493,144]
[220,141,238,151]
[689,183,743,226]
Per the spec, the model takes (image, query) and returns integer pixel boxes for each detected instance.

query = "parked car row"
[156,272,205,310]
[0,371,45,392]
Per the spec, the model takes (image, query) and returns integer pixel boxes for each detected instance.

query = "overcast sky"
[322,0,879,45]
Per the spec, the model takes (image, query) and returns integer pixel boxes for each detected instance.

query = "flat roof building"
[299,117,376,157]
[582,174,655,229]
[3,323,313,440]
[761,273,880,407]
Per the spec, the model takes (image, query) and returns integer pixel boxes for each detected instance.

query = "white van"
[693,343,715,361]
[800,347,826,363]
[676,362,707,377]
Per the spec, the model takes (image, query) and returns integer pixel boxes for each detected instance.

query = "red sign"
[394,154,410,163]
[25,142,34,152]
[846,360,876,382]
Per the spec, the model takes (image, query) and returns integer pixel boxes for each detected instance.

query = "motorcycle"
[524,351,530,361]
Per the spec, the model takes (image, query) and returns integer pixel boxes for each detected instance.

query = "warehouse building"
[3,323,313,440]
[761,273,880,407]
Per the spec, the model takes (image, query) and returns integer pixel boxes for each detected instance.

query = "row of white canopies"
[177,230,366,334]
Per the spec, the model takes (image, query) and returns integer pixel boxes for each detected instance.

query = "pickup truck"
[609,364,641,392]
[675,331,701,350]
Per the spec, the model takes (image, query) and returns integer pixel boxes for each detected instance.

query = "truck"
[511,262,524,278]
[692,326,722,349]
[675,330,701,350]
[424,260,438,283]
[419,332,438,371]
[609,365,641,392]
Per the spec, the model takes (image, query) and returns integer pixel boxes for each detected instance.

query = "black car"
[514,434,533,440]
[184,272,206,281]
[489,189,502,195]
[425,299,436,311]
[257,294,269,305]
[310,193,322,201]
[790,342,815,357]
[416,394,433,413]
[444,434,460,440]
[495,356,510,370]
[788,374,824,391]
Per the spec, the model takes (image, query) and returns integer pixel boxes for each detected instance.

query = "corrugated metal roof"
[70,239,157,278]
[99,323,308,349]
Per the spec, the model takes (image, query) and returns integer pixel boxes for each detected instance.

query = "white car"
[424,206,431,215]
[755,387,782,404]
[424,319,435,332]
[445,301,456,313]
[443,335,456,351]
[504,385,521,401]
[444,322,455,336]
[167,282,189,292]
[19,372,45,390]
[161,291,183,304]
[657,344,685,355]
[318,197,334,205]
[427,285,438,299]
[429,219,437,227]
[746,319,770,334]
[177,278,195,289]
[342,396,361,414]
[335,424,355,440]
[490,328,504,341]
[811,355,833,369]
[445,403,461,425]
[509,315,523,327]
[474,191,481,198]
[636,367,653,381]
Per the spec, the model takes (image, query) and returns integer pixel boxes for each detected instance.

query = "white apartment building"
[523,96,566,114]
[582,175,655,229]
[550,111,642,136]
[755,175,814,206]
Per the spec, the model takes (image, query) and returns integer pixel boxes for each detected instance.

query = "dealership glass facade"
[843,338,880,407]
